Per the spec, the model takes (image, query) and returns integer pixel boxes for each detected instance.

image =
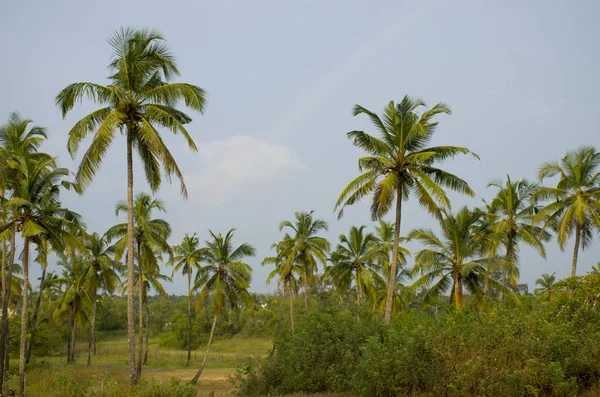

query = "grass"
[9,335,273,396]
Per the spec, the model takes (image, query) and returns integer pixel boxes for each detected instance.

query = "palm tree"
[535,147,600,277]
[534,273,557,299]
[279,211,329,310]
[0,112,49,389]
[335,97,477,323]
[56,27,206,385]
[82,232,120,366]
[168,233,203,365]
[54,256,93,364]
[107,193,171,379]
[328,226,382,314]
[263,242,302,333]
[409,207,513,310]
[3,154,81,397]
[487,176,550,299]
[190,229,255,384]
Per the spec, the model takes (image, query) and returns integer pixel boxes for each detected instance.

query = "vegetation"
[0,24,598,397]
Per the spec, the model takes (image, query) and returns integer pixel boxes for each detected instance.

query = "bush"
[232,276,600,397]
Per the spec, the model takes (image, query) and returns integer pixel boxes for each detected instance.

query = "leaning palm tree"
[168,233,203,365]
[335,97,477,323]
[107,193,171,379]
[487,176,550,299]
[190,229,255,384]
[409,207,514,310]
[535,147,600,277]
[534,273,557,299]
[263,241,302,333]
[56,27,206,385]
[279,211,330,310]
[82,232,120,366]
[328,226,382,313]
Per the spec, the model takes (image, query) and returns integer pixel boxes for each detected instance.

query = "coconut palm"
[54,255,94,364]
[335,97,477,323]
[56,27,206,384]
[3,153,81,397]
[409,207,514,310]
[534,273,557,299]
[107,193,171,378]
[487,176,550,299]
[279,211,330,310]
[82,232,120,366]
[190,229,255,384]
[168,233,203,365]
[328,226,382,314]
[535,147,600,277]
[0,112,50,389]
[263,241,302,333]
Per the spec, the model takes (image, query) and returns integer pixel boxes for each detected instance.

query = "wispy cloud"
[182,135,304,207]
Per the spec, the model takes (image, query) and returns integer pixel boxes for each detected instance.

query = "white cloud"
[183,135,303,207]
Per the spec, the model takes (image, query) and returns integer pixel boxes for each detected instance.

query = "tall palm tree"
[534,273,557,299]
[335,97,477,323]
[487,176,550,299]
[279,211,329,310]
[107,193,171,379]
[56,27,207,385]
[190,229,255,384]
[168,233,203,365]
[328,226,381,313]
[3,154,81,397]
[535,147,600,277]
[263,242,302,333]
[409,207,513,310]
[82,232,120,366]
[0,112,49,389]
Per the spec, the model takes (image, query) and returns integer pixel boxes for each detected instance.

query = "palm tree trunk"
[18,236,30,397]
[190,314,217,385]
[384,187,402,324]
[288,285,295,333]
[67,311,72,364]
[71,302,78,363]
[454,275,464,310]
[356,269,361,321]
[499,242,514,306]
[0,230,15,392]
[144,298,149,365]
[126,132,138,386]
[137,242,143,380]
[186,268,192,366]
[25,265,47,364]
[571,225,581,278]
[87,290,97,366]
[303,262,309,310]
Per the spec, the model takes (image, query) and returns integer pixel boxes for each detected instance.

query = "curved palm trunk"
[26,265,47,364]
[137,245,143,379]
[0,230,15,392]
[87,290,97,366]
[190,314,217,385]
[66,313,72,364]
[186,268,192,366]
[126,133,138,386]
[144,298,149,365]
[288,284,295,333]
[18,236,30,397]
[571,225,581,278]
[384,188,402,324]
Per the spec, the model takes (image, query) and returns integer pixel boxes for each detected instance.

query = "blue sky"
[1,0,599,294]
